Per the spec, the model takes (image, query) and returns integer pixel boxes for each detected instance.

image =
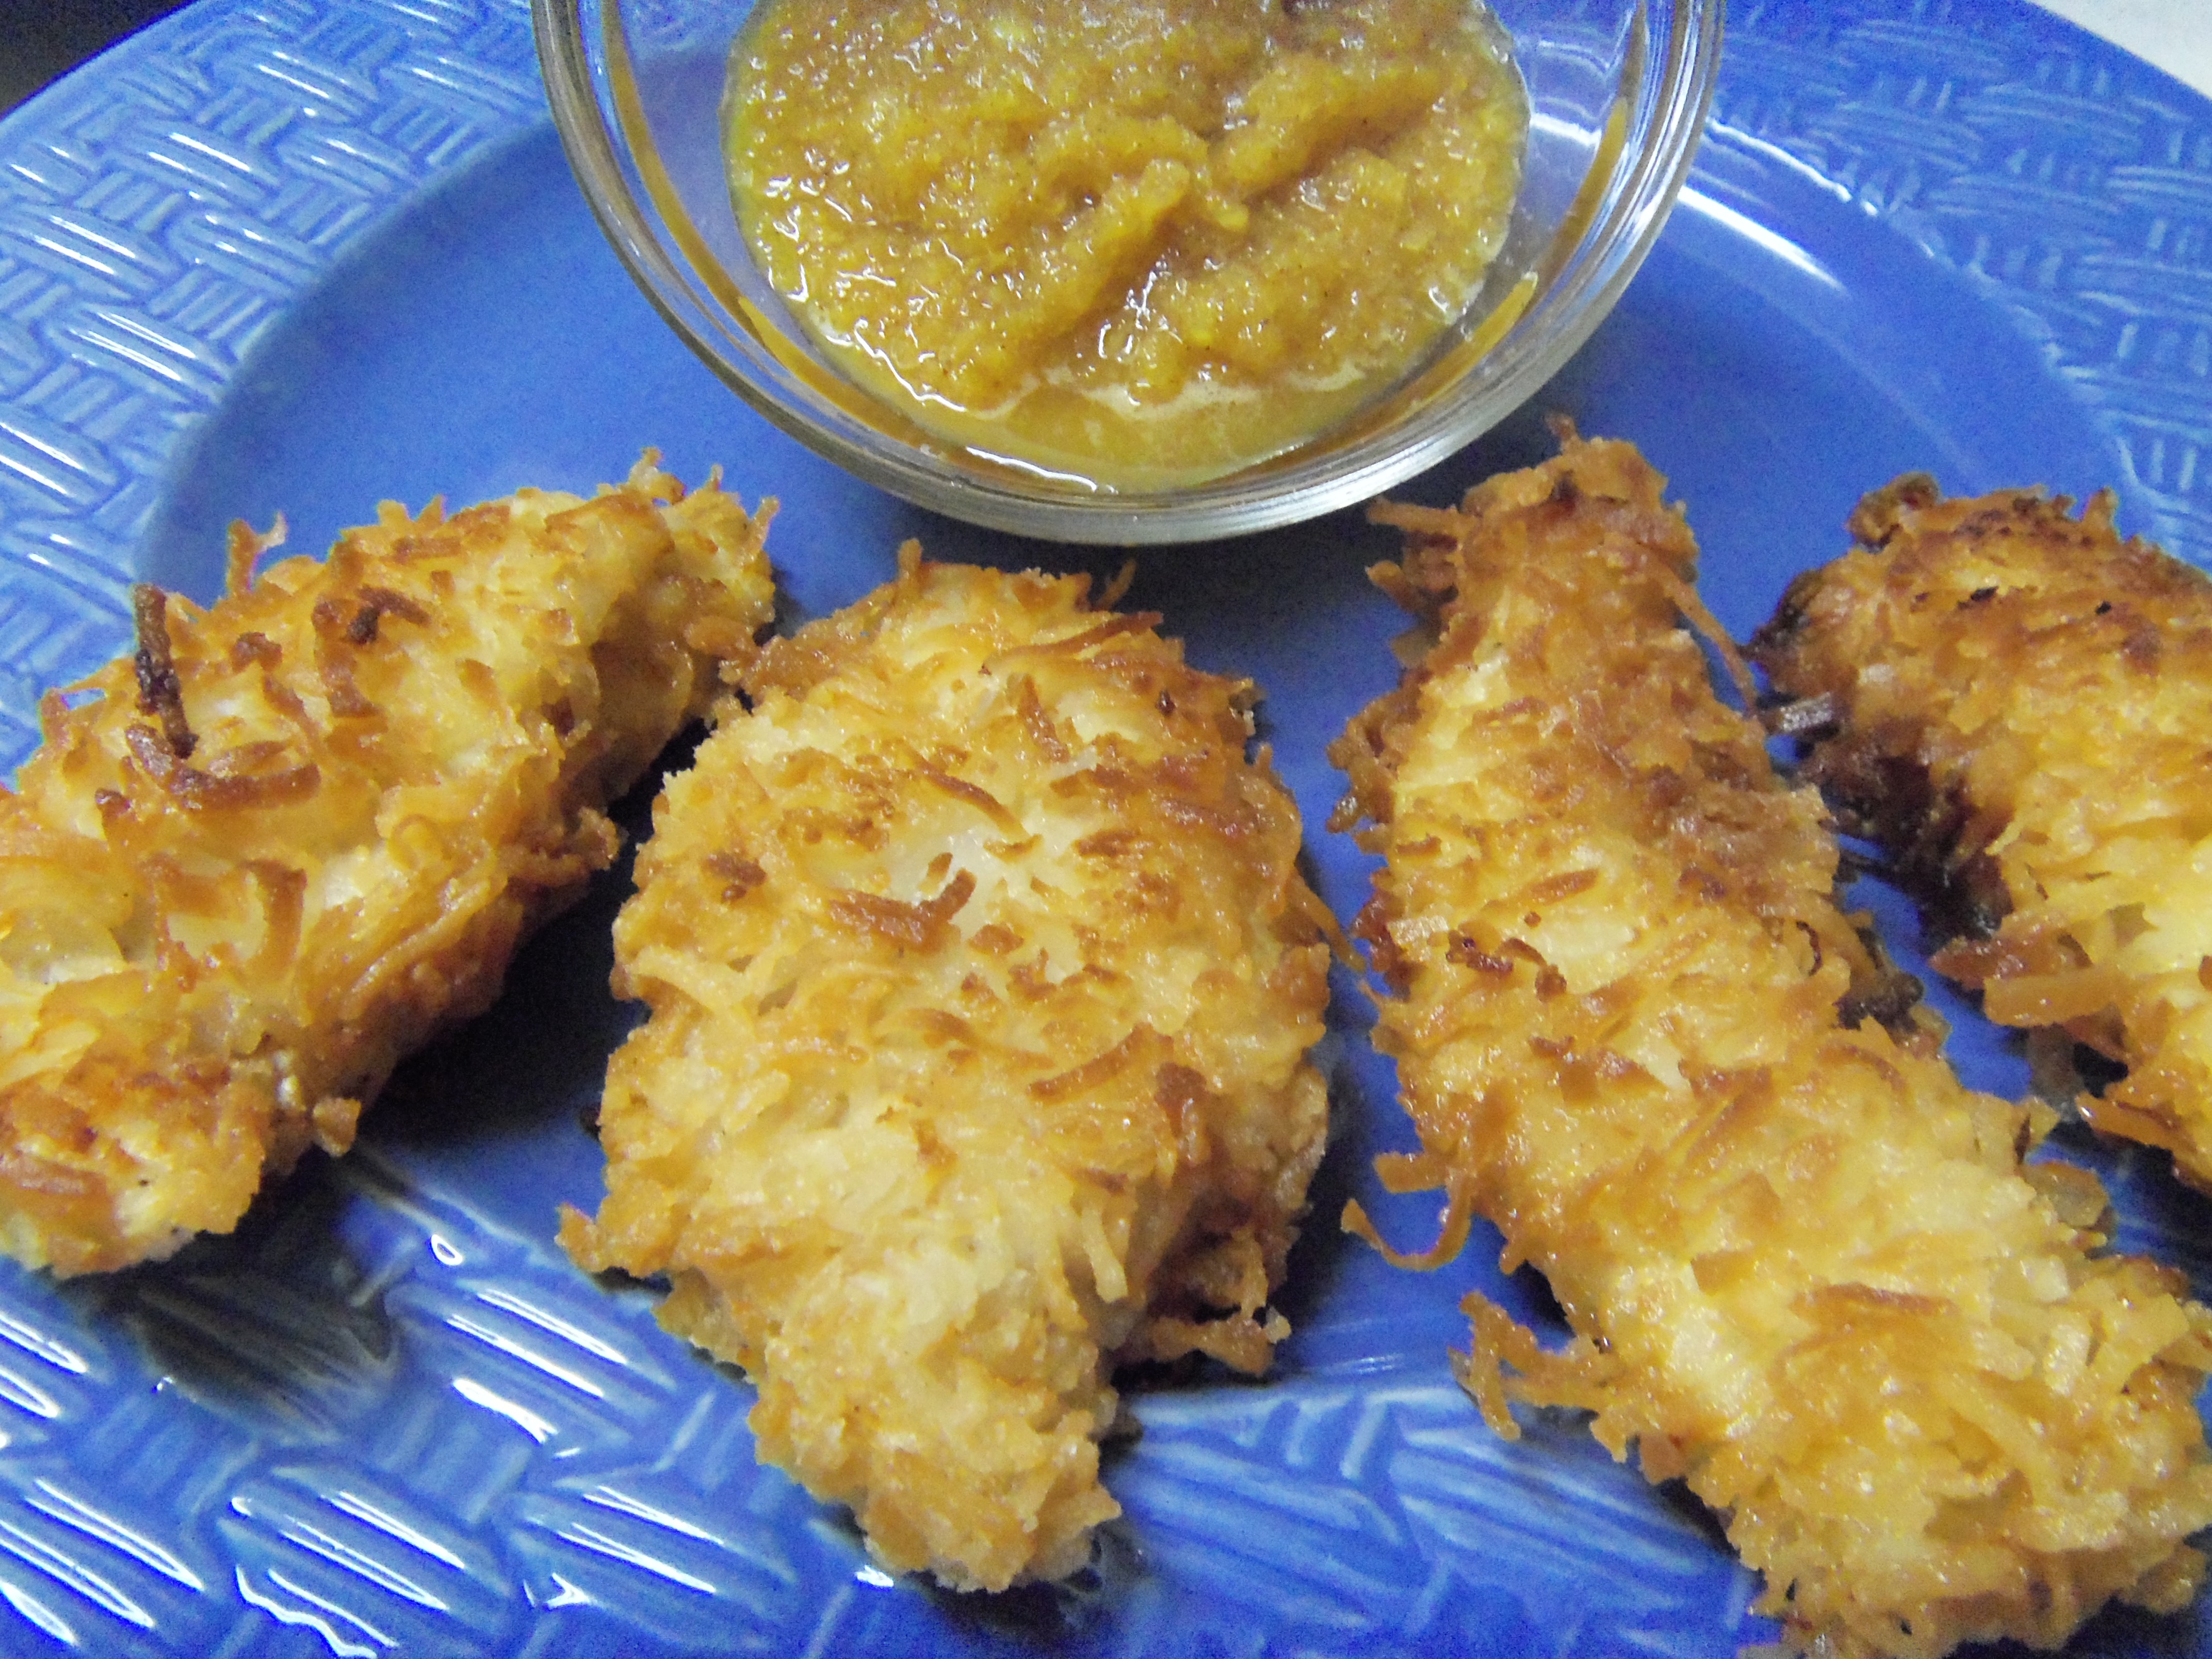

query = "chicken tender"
[563,547,1331,1591]
[1752,477,2212,1189]
[1330,435,2212,1658]
[0,459,773,1275]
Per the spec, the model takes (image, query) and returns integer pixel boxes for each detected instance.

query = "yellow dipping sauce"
[727,0,1527,490]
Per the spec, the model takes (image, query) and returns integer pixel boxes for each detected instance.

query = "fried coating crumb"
[1331,434,2212,1658]
[563,547,1330,1592]
[0,457,774,1275]
[1752,478,2212,1190]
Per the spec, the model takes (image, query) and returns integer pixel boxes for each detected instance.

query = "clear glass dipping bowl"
[533,0,1724,544]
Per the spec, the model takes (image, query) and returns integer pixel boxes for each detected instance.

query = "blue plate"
[2,2,2210,1653]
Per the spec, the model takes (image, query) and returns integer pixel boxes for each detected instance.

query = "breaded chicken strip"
[0,459,773,1275]
[1330,435,2212,1659]
[1752,478,2212,1188]
[564,547,1330,1591]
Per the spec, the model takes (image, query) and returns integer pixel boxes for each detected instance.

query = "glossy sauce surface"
[726,0,1526,488]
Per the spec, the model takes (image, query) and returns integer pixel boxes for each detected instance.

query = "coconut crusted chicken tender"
[563,548,1331,1592]
[1752,478,2212,1190]
[1329,435,2212,1659]
[0,459,773,1275]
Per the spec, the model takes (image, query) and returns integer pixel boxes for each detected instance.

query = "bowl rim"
[533,0,1728,545]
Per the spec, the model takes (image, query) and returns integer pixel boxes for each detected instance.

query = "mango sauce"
[727,0,1526,489]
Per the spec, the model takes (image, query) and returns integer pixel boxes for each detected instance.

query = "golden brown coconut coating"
[1330,434,2212,1659]
[1752,477,2212,1190]
[563,547,1332,1592]
[0,458,773,1275]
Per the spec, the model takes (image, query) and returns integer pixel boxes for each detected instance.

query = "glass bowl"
[533,0,1725,545]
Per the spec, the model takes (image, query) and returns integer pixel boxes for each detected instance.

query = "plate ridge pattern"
[1719,1,2212,562]
[0,0,535,764]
